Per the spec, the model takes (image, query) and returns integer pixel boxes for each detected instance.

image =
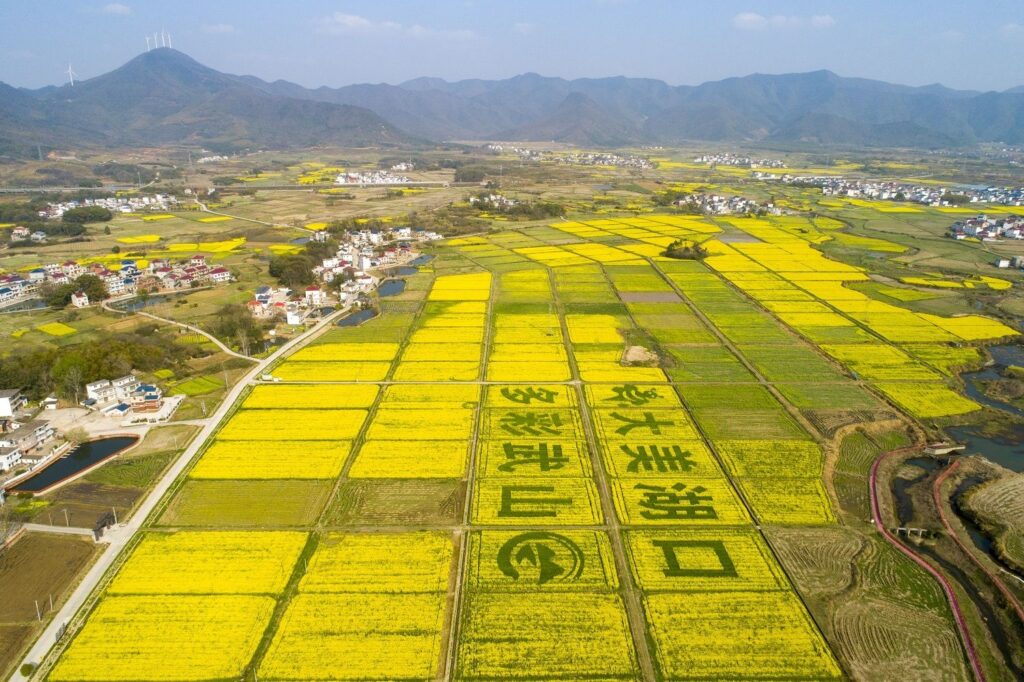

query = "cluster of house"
[390,162,415,172]
[248,281,375,325]
[5,225,49,244]
[552,152,654,169]
[84,374,164,416]
[694,153,786,169]
[314,227,440,282]
[483,144,543,161]
[37,194,178,220]
[249,226,440,323]
[775,176,1024,207]
[469,193,519,210]
[335,170,411,185]
[674,193,782,216]
[0,255,232,308]
[0,389,56,473]
[949,215,1024,242]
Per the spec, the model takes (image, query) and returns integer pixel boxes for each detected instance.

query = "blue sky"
[2,1,1023,90]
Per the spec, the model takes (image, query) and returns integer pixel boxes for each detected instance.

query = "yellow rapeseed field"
[50,595,275,681]
[108,531,306,594]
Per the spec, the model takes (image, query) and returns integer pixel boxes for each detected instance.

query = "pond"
[378,279,407,297]
[0,298,48,314]
[109,294,171,313]
[408,254,434,267]
[9,435,139,494]
[949,344,1024,472]
[337,308,378,327]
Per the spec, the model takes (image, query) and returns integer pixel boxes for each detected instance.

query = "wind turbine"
[66,63,78,87]
[167,32,172,48]
[145,35,151,51]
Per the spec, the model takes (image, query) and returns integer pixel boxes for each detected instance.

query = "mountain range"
[4,48,1024,153]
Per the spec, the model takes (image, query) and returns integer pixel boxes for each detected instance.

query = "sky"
[2,1,1024,91]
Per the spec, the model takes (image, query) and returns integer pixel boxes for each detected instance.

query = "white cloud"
[317,12,475,40]
[102,3,131,15]
[513,22,536,35]
[1001,23,1024,38]
[201,23,236,35]
[733,12,836,31]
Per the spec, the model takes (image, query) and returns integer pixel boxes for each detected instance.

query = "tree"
[62,206,112,224]
[663,239,708,260]
[268,255,315,288]
[455,167,487,183]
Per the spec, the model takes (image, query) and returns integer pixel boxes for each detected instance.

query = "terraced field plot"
[44,215,1011,681]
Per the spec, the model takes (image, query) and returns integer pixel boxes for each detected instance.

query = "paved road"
[12,310,344,682]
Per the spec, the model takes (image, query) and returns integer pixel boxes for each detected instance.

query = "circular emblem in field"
[496,531,585,585]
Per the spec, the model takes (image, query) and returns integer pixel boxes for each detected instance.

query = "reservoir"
[9,436,139,494]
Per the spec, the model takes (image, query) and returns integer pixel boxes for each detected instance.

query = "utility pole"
[63,508,69,527]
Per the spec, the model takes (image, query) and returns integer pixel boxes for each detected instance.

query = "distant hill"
[0,49,413,153]
[242,68,1024,148]
[6,50,1024,151]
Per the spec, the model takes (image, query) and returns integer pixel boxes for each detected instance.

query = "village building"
[0,389,26,418]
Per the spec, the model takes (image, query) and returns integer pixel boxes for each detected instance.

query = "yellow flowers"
[242,384,378,409]
[260,593,447,680]
[217,409,368,441]
[458,593,639,678]
[190,440,351,479]
[644,591,842,679]
[625,529,787,591]
[50,595,276,681]
[260,532,453,680]
[300,532,453,593]
[108,531,306,594]
[36,322,77,336]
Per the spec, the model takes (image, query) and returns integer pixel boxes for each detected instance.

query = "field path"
[932,459,1024,624]
[13,309,346,682]
[102,295,257,362]
[868,447,986,682]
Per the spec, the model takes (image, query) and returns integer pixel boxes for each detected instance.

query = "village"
[247,225,441,324]
[0,254,232,310]
[694,152,787,168]
[773,174,1024,207]
[673,192,781,215]
[35,194,179,220]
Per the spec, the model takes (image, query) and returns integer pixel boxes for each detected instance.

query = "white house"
[0,389,26,418]
[85,374,139,405]
[304,286,324,307]
[71,291,90,308]
[0,446,22,472]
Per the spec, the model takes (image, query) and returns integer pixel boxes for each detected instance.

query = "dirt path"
[868,447,986,682]
[102,296,256,362]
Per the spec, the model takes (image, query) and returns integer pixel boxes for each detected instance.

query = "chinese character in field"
[501,386,558,405]
[610,411,674,436]
[498,485,572,518]
[621,444,696,473]
[653,539,737,578]
[500,411,564,436]
[634,483,716,520]
[498,443,569,472]
[605,384,660,406]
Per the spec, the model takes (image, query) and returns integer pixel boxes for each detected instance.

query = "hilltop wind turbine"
[66,63,78,87]
[145,35,151,51]
[167,32,172,48]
